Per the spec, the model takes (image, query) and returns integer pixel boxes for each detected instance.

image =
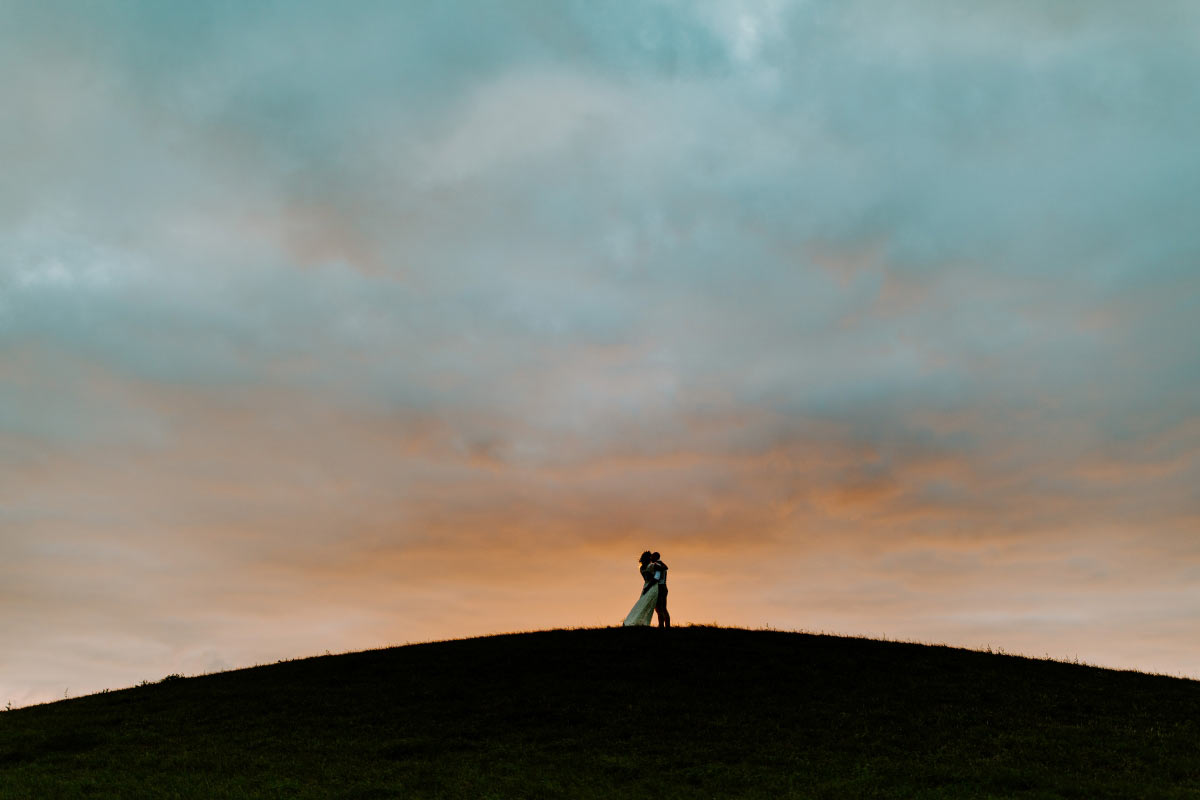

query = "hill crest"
[3,626,1199,799]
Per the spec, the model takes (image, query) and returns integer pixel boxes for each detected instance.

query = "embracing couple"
[622,550,670,627]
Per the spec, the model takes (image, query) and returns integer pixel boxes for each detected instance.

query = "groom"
[650,552,670,628]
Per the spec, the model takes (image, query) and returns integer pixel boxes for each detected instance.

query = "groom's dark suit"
[651,559,670,627]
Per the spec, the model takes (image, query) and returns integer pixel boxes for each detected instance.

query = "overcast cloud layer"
[2,0,1199,705]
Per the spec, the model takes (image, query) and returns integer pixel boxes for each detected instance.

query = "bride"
[622,551,659,626]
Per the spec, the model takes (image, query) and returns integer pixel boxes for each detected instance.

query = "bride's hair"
[639,551,653,564]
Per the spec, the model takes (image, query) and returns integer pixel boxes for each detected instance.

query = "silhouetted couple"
[622,551,669,627]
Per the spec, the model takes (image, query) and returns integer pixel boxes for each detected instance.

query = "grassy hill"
[2,626,1199,799]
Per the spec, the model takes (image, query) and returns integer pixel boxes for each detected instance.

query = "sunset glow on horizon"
[3,1,1199,707]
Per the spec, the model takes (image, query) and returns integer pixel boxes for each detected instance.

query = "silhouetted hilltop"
[2,626,1199,798]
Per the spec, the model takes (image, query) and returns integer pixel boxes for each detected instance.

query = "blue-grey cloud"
[2,0,1199,704]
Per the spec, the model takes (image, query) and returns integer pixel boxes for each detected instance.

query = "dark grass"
[3,626,1200,798]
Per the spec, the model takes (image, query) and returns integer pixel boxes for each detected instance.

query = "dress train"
[623,583,659,626]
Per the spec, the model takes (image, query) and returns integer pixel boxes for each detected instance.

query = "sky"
[2,0,1198,706]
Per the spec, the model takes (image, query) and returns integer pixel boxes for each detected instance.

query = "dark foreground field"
[2,626,1199,799]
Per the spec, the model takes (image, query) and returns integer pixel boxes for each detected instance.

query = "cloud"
[2,0,1199,703]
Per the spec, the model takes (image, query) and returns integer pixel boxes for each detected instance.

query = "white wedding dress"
[623,581,659,626]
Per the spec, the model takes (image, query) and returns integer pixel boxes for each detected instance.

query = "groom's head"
[651,552,660,561]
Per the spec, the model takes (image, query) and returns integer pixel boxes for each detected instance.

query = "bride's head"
[639,551,653,564]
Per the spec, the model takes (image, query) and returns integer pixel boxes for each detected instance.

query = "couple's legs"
[655,586,670,628]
